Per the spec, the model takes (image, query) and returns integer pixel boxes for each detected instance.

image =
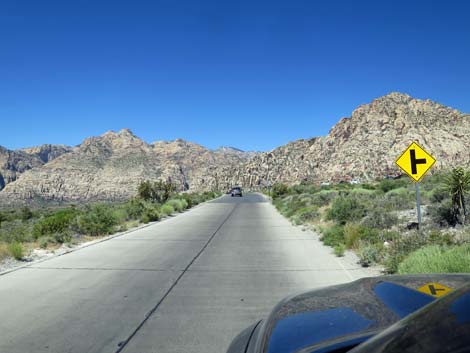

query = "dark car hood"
[229,274,470,353]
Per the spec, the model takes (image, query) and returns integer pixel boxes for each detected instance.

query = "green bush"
[361,207,398,229]
[7,242,24,260]
[320,225,345,247]
[38,236,56,249]
[343,224,380,249]
[141,207,160,224]
[383,187,414,210]
[138,180,176,203]
[297,206,319,223]
[398,244,470,274]
[167,199,184,212]
[271,184,289,198]
[0,221,33,243]
[334,243,346,257]
[429,202,455,226]
[181,193,196,208]
[161,204,174,216]
[125,198,147,219]
[326,195,367,225]
[384,232,428,273]
[180,199,189,210]
[76,204,118,236]
[20,207,33,221]
[358,243,384,267]
[378,178,408,193]
[33,208,78,239]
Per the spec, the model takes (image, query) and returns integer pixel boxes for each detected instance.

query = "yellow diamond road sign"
[395,142,436,182]
[417,282,453,297]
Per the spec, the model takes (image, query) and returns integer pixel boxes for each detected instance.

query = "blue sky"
[1,0,469,151]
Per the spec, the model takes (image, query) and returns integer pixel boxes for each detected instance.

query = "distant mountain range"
[1,92,469,205]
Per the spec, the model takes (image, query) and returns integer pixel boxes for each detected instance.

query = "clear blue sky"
[1,0,469,151]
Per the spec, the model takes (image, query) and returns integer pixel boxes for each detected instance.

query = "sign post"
[396,142,436,229]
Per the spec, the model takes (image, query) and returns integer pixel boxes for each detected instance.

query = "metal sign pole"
[415,182,422,229]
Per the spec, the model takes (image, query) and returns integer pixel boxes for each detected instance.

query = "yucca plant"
[443,167,470,225]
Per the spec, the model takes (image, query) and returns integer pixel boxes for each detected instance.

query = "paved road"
[0,193,371,353]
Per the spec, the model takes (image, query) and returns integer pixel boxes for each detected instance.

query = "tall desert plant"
[443,167,470,225]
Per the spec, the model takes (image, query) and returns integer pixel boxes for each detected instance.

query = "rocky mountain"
[1,92,468,204]
[215,92,470,188]
[21,144,74,163]
[0,144,72,192]
[0,129,253,204]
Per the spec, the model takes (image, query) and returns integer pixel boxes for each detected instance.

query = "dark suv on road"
[230,187,242,197]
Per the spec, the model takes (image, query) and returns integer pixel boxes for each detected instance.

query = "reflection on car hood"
[230,274,470,353]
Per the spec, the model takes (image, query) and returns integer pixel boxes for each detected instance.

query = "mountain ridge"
[1,92,469,204]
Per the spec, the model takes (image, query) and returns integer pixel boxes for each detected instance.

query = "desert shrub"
[50,232,72,244]
[76,204,118,236]
[398,244,470,274]
[296,206,320,223]
[309,190,338,207]
[0,221,33,243]
[0,212,7,228]
[181,193,196,208]
[110,207,128,223]
[271,184,289,198]
[38,236,56,249]
[141,206,160,224]
[167,199,184,212]
[378,178,408,193]
[334,243,346,257]
[383,232,426,273]
[20,207,33,221]
[343,224,380,249]
[429,187,448,203]
[33,208,78,239]
[358,243,384,267]
[361,207,398,229]
[383,187,414,210]
[320,225,345,247]
[161,204,174,216]
[361,184,376,190]
[429,202,455,226]
[326,195,367,225]
[274,195,309,218]
[7,242,24,260]
[138,180,176,203]
[0,243,9,261]
[125,198,147,219]
[180,198,189,209]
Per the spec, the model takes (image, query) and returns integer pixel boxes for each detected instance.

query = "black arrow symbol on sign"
[428,284,446,296]
[410,149,426,174]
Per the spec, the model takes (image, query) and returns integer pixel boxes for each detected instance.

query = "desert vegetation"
[268,168,470,274]
[0,181,220,264]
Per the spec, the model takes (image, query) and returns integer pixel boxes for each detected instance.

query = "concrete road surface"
[0,193,373,353]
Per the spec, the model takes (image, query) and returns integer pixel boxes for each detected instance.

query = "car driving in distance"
[231,187,243,197]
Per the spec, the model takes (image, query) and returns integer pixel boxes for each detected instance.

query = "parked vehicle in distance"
[230,187,243,197]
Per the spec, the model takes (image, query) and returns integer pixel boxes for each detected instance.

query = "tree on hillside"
[443,167,470,225]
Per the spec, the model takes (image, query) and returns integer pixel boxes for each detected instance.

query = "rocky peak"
[21,144,73,163]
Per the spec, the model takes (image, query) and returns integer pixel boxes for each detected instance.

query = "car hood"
[227,274,470,353]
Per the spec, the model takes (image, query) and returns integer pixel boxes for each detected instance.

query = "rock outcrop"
[214,92,470,188]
